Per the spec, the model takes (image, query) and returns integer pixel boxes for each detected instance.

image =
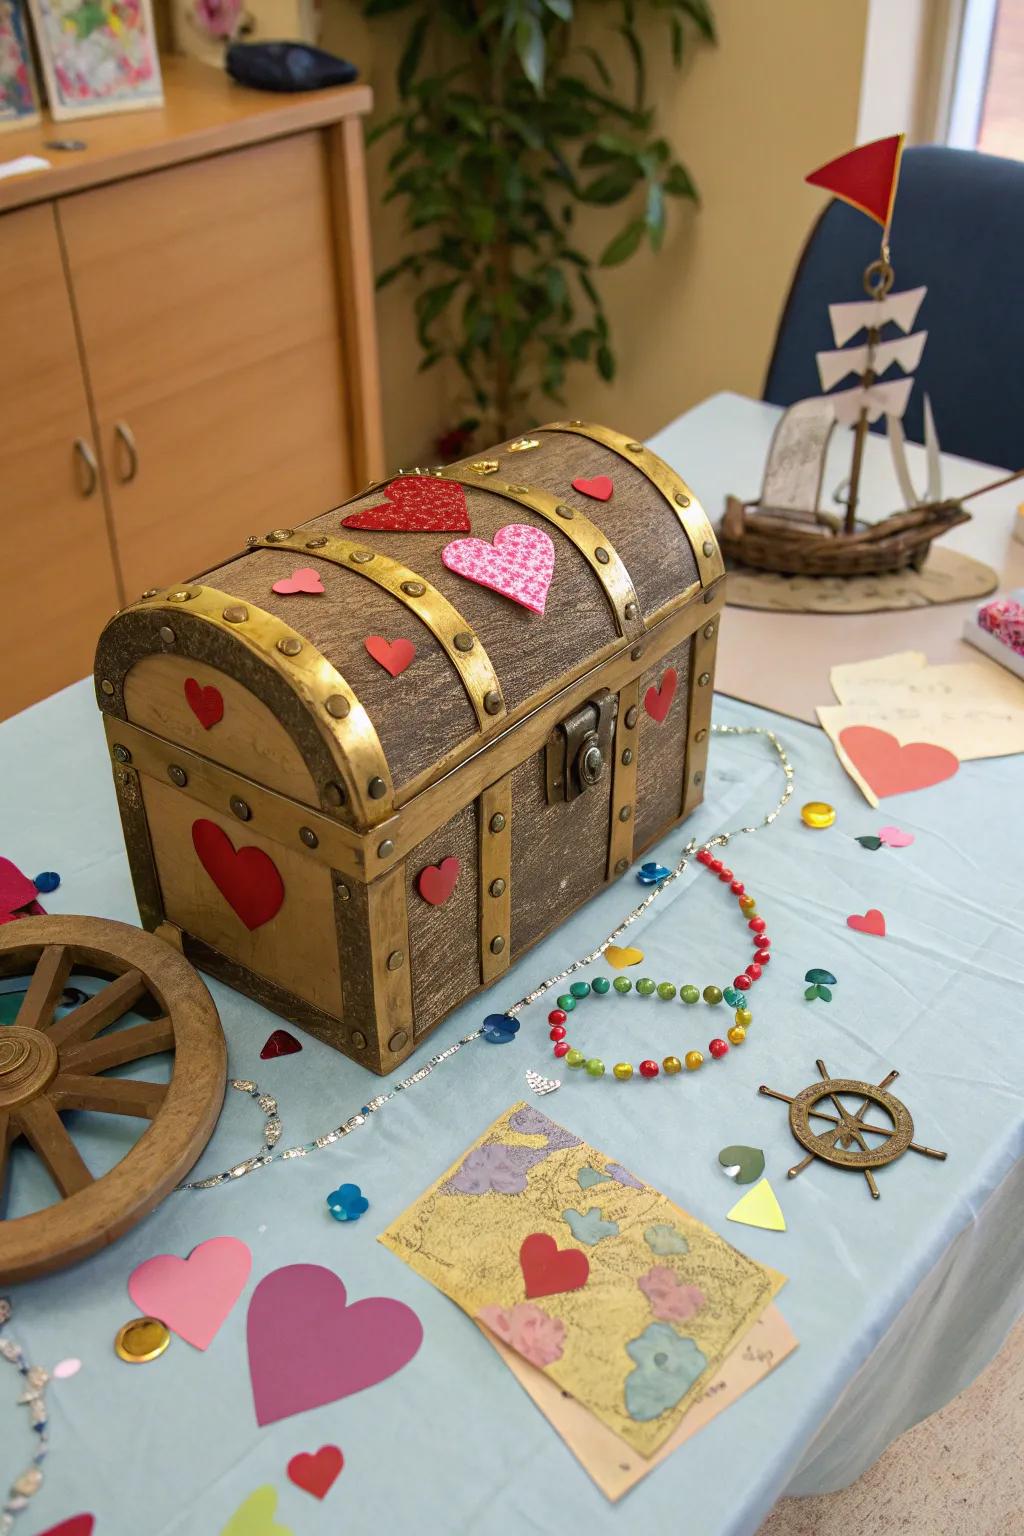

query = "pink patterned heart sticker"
[441,524,555,615]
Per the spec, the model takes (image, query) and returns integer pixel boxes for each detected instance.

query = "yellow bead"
[684,1050,703,1071]
[662,1055,682,1075]
[735,1008,752,1026]
[801,800,836,829]
[613,1061,633,1081]
[739,895,757,914]
[727,1024,746,1045]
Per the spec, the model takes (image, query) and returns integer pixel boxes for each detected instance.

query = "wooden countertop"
[0,56,373,215]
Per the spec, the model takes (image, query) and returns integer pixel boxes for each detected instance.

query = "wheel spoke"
[46,970,146,1050]
[0,1111,12,1211]
[14,946,73,1031]
[15,1098,93,1196]
[51,1072,167,1120]
[60,1018,174,1076]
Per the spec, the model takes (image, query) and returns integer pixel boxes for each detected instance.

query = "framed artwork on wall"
[27,0,163,120]
[0,0,41,130]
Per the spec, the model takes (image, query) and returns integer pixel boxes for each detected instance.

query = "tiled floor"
[757,1316,1024,1536]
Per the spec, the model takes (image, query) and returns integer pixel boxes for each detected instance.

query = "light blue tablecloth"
[2,676,1023,1536]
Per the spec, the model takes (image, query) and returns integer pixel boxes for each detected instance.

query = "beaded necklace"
[181,723,793,1188]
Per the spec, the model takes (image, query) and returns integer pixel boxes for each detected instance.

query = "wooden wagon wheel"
[0,915,225,1283]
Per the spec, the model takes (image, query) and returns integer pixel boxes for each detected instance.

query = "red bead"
[733,974,752,990]
[550,1025,567,1041]
[709,1038,729,1059]
[549,1009,568,1025]
[755,935,771,948]
[748,916,766,933]
[709,858,723,873]
[553,1042,570,1058]
[639,1059,660,1078]
[697,848,712,865]
[730,880,745,895]
[745,962,762,980]
[755,949,771,965]
[718,868,733,882]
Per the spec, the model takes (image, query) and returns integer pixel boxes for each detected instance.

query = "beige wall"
[323,0,869,465]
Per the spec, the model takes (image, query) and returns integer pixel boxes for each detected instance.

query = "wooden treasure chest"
[95,422,724,1074]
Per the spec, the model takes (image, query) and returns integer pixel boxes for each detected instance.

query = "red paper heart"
[417,857,461,906]
[644,668,677,723]
[260,1028,302,1059]
[838,726,959,799]
[184,677,224,731]
[288,1444,344,1500]
[37,1518,94,1536]
[571,474,613,501]
[847,908,886,937]
[342,476,470,533]
[519,1232,590,1300]
[0,857,41,918]
[365,636,416,677]
[191,820,284,931]
[272,567,325,596]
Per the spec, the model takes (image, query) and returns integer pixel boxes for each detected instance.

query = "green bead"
[584,1057,605,1077]
[680,984,700,1005]
[636,977,656,996]
[565,1048,585,1068]
[657,982,677,1001]
[613,977,633,994]
[570,981,591,999]
[592,976,611,995]
[702,985,723,1005]
[557,994,576,1012]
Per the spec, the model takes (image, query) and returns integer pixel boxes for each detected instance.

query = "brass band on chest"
[440,473,645,643]
[254,534,506,730]
[681,599,721,820]
[101,585,394,829]
[607,679,640,880]
[539,422,725,590]
[479,777,512,984]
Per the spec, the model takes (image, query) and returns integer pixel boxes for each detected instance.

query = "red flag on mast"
[805,133,905,235]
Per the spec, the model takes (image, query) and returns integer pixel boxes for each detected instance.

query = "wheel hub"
[0,1026,59,1110]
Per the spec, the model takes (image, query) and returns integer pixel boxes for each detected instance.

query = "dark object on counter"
[226,41,358,93]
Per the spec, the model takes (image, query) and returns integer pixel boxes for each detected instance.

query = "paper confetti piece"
[717,1145,765,1185]
[571,474,613,501]
[220,1486,292,1536]
[442,524,555,616]
[644,668,677,723]
[128,1237,253,1351]
[604,945,644,969]
[364,636,416,678]
[183,677,224,731]
[878,825,914,847]
[726,1178,786,1232]
[52,1358,82,1379]
[417,857,460,906]
[287,1445,344,1500]
[519,1232,590,1299]
[272,568,324,596]
[838,725,959,799]
[847,909,886,937]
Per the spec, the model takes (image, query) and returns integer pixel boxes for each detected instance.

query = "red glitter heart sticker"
[342,476,470,533]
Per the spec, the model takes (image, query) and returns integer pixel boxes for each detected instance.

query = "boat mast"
[843,254,893,533]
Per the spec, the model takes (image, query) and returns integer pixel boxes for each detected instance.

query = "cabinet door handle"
[114,421,139,484]
[73,438,98,498]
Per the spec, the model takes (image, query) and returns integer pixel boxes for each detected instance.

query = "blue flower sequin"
[637,861,671,885]
[481,1013,520,1044]
[326,1183,369,1222]
[624,1323,707,1421]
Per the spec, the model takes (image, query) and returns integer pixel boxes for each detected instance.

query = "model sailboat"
[721,134,974,576]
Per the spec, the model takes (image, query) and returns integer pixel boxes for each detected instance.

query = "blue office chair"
[763,144,1024,471]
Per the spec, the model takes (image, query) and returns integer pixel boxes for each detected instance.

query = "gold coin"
[801,800,836,829]
[115,1316,171,1363]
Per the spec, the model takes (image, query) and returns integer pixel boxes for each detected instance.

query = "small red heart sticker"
[287,1444,344,1500]
[644,668,677,723]
[365,636,416,677]
[847,908,886,937]
[571,474,614,501]
[192,820,284,931]
[519,1232,589,1300]
[417,857,460,906]
[184,677,224,731]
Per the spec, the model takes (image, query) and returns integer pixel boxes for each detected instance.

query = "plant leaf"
[599,217,646,266]
[398,11,430,94]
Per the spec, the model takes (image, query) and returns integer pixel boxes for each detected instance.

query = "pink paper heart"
[128,1236,252,1350]
[247,1263,422,1426]
[878,825,914,848]
[571,474,613,501]
[847,908,886,937]
[442,523,555,615]
[0,857,40,918]
[272,568,325,596]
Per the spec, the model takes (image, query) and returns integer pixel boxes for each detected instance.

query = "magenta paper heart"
[442,524,555,615]
[878,825,914,848]
[247,1264,422,1426]
[128,1237,252,1351]
[0,857,40,918]
[272,568,324,596]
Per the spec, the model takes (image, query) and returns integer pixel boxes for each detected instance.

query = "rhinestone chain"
[0,1300,50,1535]
[181,724,792,1190]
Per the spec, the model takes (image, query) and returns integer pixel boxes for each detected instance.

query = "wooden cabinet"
[0,60,382,722]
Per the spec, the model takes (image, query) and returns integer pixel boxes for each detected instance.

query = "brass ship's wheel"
[759,1058,947,1199]
[0,915,226,1282]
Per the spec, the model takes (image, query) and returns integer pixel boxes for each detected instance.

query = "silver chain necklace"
[180,723,794,1190]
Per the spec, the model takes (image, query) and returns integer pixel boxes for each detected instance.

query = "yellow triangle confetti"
[726,1177,786,1232]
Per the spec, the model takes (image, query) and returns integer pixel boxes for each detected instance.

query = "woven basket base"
[725,545,998,614]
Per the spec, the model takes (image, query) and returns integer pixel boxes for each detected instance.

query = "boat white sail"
[887,394,942,509]
[759,398,836,521]
[828,285,927,346]
[815,330,927,392]
[828,376,915,426]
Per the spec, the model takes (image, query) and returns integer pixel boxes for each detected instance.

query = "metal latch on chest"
[545,690,618,804]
